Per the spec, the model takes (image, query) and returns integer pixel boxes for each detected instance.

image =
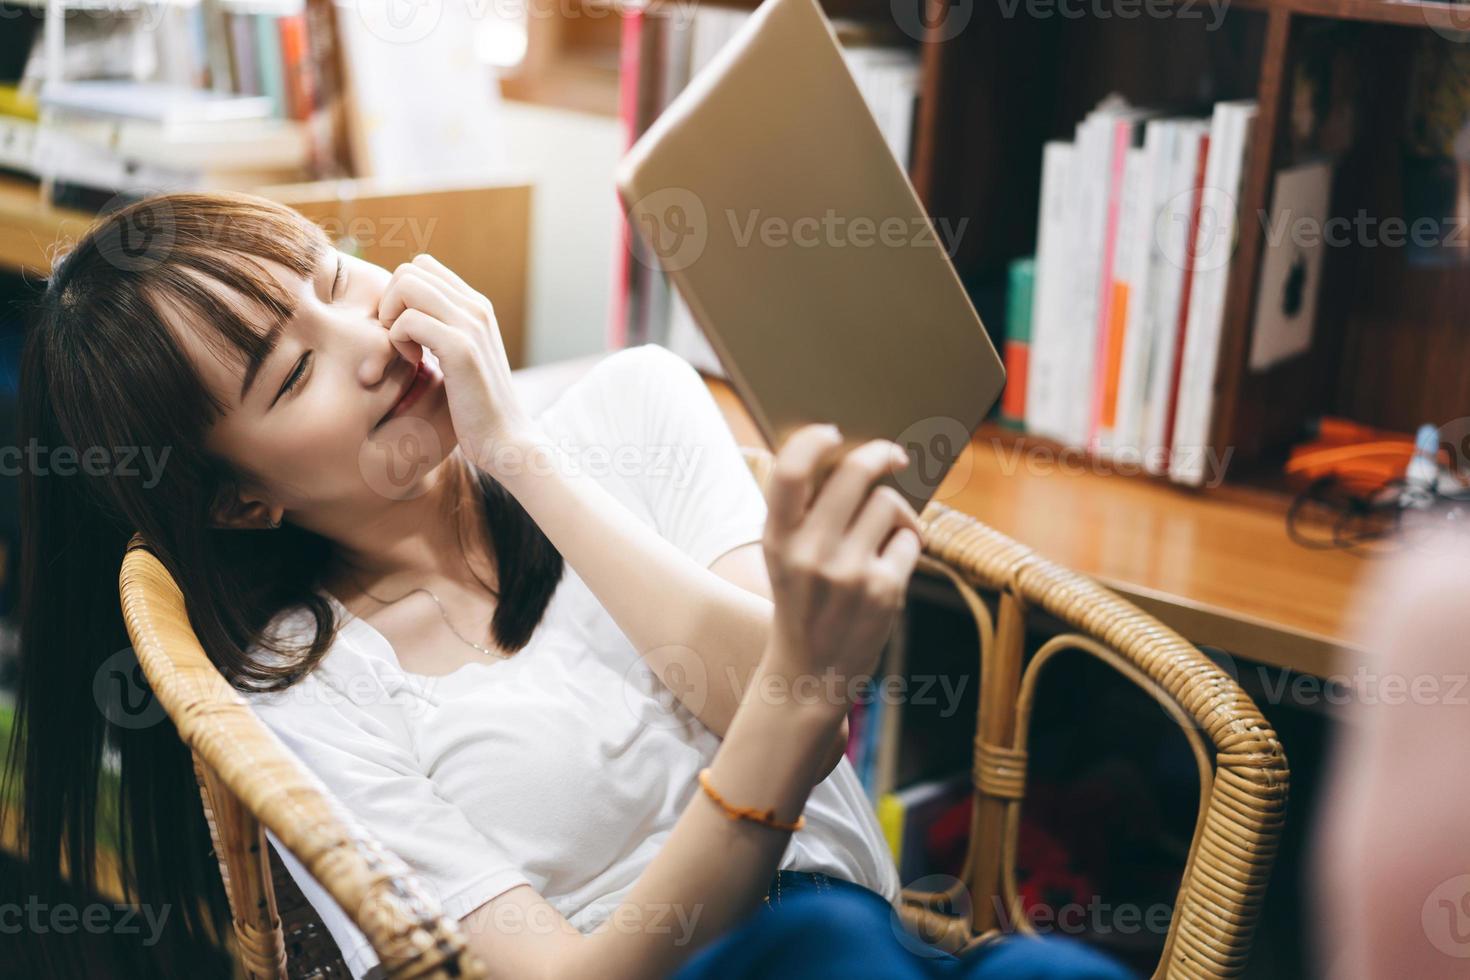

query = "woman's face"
[167,245,454,527]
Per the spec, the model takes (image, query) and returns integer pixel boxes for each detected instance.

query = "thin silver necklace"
[345,466,505,659]
[357,583,507,660]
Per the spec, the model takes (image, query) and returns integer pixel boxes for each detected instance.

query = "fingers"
[411,253,483,309]
[841,485,921,563]
[382,252,496,333]
[805,438,908,540]
[766,424,843,539]
[387,308,462,366]
[874,527,922,592]
[378,266,466,331]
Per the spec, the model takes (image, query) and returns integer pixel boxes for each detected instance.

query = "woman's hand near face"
[376,253,539,468]
[760,424,923,705]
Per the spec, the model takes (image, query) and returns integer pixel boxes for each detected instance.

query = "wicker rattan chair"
[117,447,1287,980]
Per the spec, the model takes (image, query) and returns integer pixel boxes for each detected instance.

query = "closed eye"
[272,352,311,406]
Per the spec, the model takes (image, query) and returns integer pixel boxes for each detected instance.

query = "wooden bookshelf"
[682,0,1469,487]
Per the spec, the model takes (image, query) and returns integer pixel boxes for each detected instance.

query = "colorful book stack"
[999,257,1034,429]
[0,84,37,184]
[845,604,907,802]
[15,0,349,212]
[610,9,921,374]
[1022,96,1331,487]
[0,12,40,185]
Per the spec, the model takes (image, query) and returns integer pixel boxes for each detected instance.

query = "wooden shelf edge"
[972,422,1303,511]
[1276,0,1470,27]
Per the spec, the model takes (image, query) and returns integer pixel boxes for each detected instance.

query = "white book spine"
[34,125,200,193]
[1170,102,1258,486]
[1114,120,1175,460]
[1025,140,1076,443]
[1095,145,1147,456]
[1142,121,1208,474]
[1066,112,1119,448]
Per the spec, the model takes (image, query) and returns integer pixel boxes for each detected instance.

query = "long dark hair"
[0,191,564,972]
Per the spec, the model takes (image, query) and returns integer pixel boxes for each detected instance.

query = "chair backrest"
[118,535,489,980]
[118,447,1287,980]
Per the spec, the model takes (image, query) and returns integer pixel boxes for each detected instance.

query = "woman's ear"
[209,480,284,531]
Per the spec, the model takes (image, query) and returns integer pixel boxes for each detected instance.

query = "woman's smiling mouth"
[375,354,442,429]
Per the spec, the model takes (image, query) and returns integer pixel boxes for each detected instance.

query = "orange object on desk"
[1284,417,1418,498]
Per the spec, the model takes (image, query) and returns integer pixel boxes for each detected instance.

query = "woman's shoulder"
[535,345,701,431]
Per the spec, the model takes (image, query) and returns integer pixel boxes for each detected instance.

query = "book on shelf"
[1025,139,1075,444]
[1124,119,1208,473]
[39,81,276,125]
[876,773,971,882]
[611,7,921,374]
[0,85,38,183]
[661,6,747,376]
[1169,99,1258,486]
[34,81,311,205]
[1147,121,1210,477]
[1088,106,1157,455]
[8,0,355,211]
[1063,98,1144,450]
[844,605,910,802]
[999,256,1033,429]
[1024,96,1270,486]
[1091,143,1146,455]
[609,1,666,352]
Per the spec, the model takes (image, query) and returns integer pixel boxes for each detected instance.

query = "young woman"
[3,192,1129,980]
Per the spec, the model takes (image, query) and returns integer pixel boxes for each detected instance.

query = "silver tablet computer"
[616,0,1005,511]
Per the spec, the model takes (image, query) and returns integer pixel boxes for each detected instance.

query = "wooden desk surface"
[703,377,1372,680]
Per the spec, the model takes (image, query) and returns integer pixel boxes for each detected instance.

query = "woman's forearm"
[492,431,773,736]
[465,647,845,980]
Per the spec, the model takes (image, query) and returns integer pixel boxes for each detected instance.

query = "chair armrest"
[739,444,1288,978]
[919,503,1289,978]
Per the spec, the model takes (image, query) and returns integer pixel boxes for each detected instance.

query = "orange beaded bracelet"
[697,768,806,833]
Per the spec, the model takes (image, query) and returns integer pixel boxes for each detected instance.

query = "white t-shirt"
[244,344,901,979]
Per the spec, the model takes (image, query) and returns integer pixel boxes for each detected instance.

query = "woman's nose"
[358,325,399,388]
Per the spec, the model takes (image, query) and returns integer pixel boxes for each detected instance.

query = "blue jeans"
[672,871,1137,979]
